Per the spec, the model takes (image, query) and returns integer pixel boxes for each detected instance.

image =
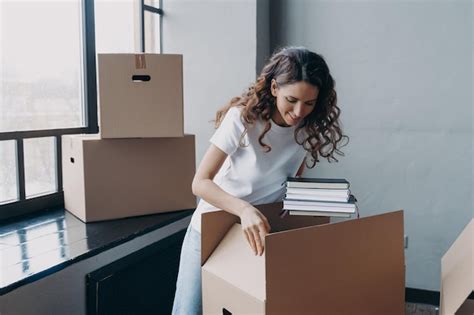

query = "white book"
[289,210,351,218]
[286,188,350,197]
[285,193,349,203]
[286,177,350,189]
[283,203,356,213]
[284,196,356,209]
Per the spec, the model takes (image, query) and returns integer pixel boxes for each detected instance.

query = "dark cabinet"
[86,229,186,315]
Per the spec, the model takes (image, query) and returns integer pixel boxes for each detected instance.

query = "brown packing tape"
[135,54,146,69]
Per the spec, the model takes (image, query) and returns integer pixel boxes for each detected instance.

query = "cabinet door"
[87,229,186,315]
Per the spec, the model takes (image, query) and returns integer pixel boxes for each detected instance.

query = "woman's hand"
[239,204,271,256]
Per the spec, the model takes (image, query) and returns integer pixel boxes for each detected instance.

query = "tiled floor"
[405,303,439,315]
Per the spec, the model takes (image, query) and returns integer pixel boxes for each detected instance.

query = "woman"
[172,46,348,315]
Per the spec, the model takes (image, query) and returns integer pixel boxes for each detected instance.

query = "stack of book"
[283,177,357,218]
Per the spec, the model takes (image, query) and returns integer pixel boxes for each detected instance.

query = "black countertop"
[0,208,193,296]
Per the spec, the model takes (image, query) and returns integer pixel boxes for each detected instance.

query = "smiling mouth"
[288,113,299,123]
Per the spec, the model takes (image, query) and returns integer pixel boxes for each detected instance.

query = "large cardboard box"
[97,53,184,138]
[62,134,196,222]
[202,203,405,315]
[440,219,474,315]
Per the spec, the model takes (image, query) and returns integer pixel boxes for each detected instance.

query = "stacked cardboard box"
[440,219,474,315]
[201,202,405,314]
[62,54,196,222]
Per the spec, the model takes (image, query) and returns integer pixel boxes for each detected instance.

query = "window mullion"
[55,136,63,193]
[141,1,164,53]
[140,0,145,52]
[16,139,26,201]
[83,0,98,134]
[159,0,163,53]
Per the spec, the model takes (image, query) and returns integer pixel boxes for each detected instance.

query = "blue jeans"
[172,224,202,315]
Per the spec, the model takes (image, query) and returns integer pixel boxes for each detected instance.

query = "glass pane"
[144,0,160,7]
[24,137,56,198]
[0,140,18,204]
[0,1,84,132]
[144,9,161,53]
[95,0,136,53]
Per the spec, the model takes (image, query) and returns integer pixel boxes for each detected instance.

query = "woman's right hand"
[239,204,271,256]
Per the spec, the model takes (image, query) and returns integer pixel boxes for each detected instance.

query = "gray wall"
[271,0,472,291]
[162,0,258,167]
[257,0,270,74]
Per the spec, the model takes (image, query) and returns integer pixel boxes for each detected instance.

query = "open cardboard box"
[201,202,405,314]
[440,219,474,315]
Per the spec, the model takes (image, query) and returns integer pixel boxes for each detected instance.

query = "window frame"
[0,0,98,221]
[0,0,164,222]
[141,0,164,53]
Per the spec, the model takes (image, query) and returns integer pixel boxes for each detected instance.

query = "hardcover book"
[286,177,350,189]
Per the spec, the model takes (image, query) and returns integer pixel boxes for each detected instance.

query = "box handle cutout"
[222,308,232,315]
[132,75,151,82]
[70,157,75,163]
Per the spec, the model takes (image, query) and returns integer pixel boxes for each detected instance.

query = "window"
[143,0,163,53]
[0,0,163,221]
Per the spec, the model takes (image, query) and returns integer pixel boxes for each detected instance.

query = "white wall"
[271,0,472,291]
[162,0,258,166]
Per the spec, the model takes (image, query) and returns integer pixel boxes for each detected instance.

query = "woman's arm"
[192,144,270,256]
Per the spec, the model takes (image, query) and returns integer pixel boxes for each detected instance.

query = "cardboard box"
[97,53,184,138]
[62,134,196,222]
[440,219,474,315]
[202,203,405,315]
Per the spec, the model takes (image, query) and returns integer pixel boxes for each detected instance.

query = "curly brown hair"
[215,46,348,168]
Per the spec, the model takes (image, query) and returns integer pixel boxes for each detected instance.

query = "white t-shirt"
[190,106,308,233]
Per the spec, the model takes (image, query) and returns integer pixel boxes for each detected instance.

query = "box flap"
[265,210,405,314]
[201,202,328,266]
[201,210,239,266]
[456,299,474,315]
[202,224,265,302]
[258,202,330,233]
[440,219,474,315]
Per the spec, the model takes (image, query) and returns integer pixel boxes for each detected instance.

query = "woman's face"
[270,80,319,127]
